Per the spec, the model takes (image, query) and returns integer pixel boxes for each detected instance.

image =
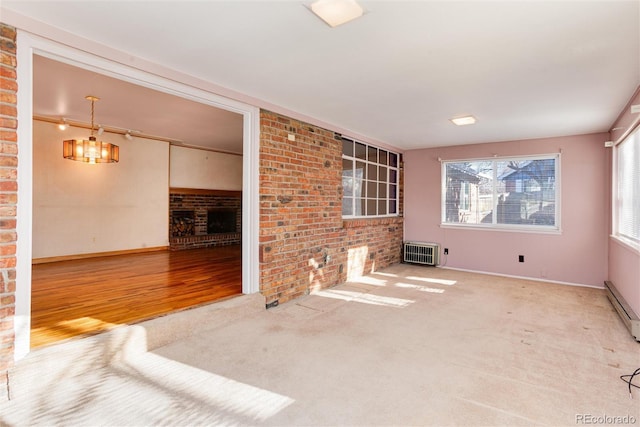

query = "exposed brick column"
[0,23,18,398]
[259,111,403,305]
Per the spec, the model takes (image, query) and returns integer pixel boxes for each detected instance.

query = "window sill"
[440,223,561,235]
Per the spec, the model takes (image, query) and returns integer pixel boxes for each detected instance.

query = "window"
[342,137,399,217]
[441,154,559,231]
[615,126,640,248]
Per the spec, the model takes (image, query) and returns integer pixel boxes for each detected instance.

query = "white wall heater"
[403,242,440,266]
[604,280,640,342]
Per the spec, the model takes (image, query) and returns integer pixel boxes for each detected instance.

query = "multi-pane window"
[615,126,640,247]
[342,137,399,217]
[442,155,559,231]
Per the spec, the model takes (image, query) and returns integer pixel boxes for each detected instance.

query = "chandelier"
[63,96,119,164]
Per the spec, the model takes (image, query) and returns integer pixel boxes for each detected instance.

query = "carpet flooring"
[1,264,639,426]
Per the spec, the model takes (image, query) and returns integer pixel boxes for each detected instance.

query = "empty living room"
[0,1,639,426]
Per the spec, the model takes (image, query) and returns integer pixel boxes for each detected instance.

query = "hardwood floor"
[30,245,242,348]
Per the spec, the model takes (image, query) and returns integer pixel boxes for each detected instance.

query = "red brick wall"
[259,111,403,305]
[0,23,17,392]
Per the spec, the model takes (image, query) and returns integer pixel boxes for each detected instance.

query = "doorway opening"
[15,33,260,357]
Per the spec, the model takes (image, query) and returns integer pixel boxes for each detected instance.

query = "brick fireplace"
[169,188,242,250]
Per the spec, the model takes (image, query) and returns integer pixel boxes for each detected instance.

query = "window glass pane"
[378,182,387,199]
[342,138,353,157]
[389,169,397,184]
[389,184,397,199]
[342,197,353,215]
[342,158,354,197]
[353,162,364,202]
[340,137,400,218]
[389,153,398,168]
[496,159,556,226]
[617,128,640,244]
[379,150,388,165]
[443,157,557,229]
[366,199,377,216]
[378,200,387,215]
[379,166,387,182]
[356,197,365,216]
[367,146,377,162]
[367,181,377,198]
[355,142,366,160]
[367,163,377,181]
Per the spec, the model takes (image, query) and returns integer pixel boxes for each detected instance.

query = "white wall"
[170,145,242,190]
[32,120,170,258]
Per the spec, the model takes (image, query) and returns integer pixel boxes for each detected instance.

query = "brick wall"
[259,110,403,305]
[0,23,17,398]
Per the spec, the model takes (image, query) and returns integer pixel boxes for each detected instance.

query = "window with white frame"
[441,154,559,231]
[342,137,399,217]
[615,126,640,248]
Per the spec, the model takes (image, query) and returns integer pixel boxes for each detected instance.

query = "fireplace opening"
[208,209,237,234]
[172,210,195,237]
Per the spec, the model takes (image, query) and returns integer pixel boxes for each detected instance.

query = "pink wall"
[608,86,640,316]
[404,133,610,287]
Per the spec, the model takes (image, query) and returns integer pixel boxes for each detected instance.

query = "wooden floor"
[30,245,242,348]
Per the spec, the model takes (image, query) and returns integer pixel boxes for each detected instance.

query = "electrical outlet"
[519,255,524,263]
[444,248,449,255]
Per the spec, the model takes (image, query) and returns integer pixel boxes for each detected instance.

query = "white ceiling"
[33,55,245,153]
[3,1,640,151]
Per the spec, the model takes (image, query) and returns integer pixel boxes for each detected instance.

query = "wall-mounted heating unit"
[604,281,640,342]
[403,242,440,266]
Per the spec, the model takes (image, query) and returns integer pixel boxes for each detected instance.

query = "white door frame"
[14,31,260,361]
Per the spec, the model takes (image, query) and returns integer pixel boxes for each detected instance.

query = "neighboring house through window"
[441,154,560,232]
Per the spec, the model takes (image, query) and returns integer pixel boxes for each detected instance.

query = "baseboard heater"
[403,242,440,266]
[604,280,640,342]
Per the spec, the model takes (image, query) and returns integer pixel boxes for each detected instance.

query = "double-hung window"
[441,154,560,232]
[342,137,399,218]
[614,126,640,249]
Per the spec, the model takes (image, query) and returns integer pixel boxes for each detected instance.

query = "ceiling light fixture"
[310,0,364,28]
[97,125,104,136]
[57,118,68,131]
[63,96,119,164]
[450,115,477,126]
[125,131,133,141]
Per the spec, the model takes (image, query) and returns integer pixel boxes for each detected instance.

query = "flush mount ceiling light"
[310,0,363,27]
[63,96,119,164]
[450,115,478,126]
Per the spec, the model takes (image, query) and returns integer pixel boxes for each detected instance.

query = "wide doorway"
[15,34,260,357]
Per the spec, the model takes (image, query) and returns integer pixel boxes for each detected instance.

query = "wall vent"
[403,242,440,266]
[604,280,640,342]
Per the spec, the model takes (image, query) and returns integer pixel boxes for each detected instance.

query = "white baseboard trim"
[438,266,604,289]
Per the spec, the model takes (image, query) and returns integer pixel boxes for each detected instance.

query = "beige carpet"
[2,264,639,426]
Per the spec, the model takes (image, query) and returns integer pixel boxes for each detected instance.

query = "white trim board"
[438,266,604,290]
